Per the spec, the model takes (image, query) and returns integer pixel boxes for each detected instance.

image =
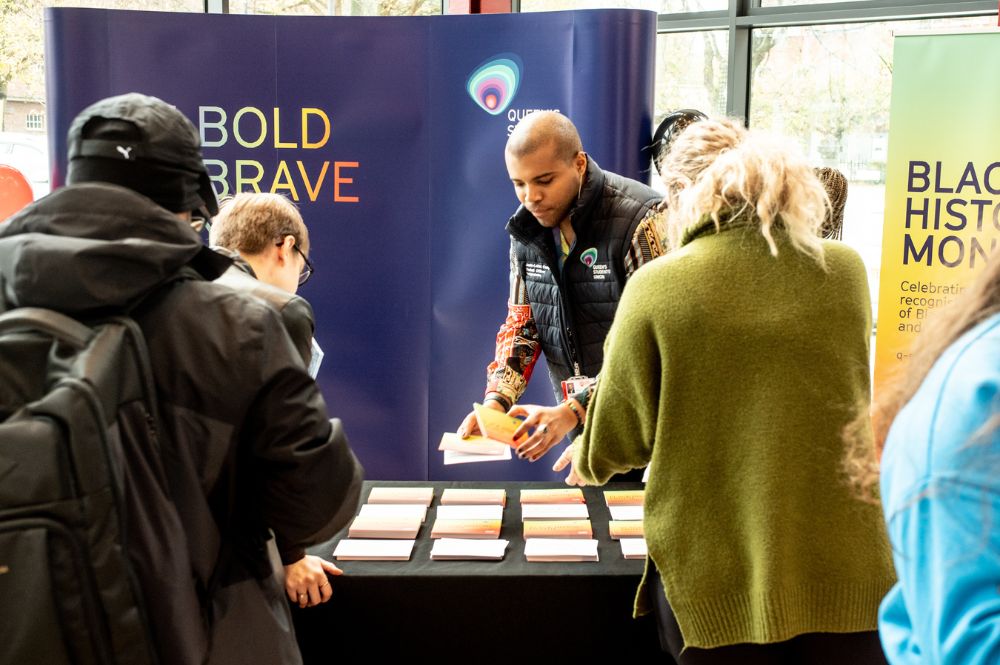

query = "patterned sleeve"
[623,208,667,278]
[484,241,541,410]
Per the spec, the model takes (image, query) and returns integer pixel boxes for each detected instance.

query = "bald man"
[458,111,663,464]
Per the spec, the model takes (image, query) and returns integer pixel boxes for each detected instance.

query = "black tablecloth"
[293,480,667,661]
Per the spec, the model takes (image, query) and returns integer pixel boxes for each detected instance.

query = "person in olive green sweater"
[559,118,895,664]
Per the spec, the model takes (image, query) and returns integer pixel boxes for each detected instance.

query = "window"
[26,112,44,130]
[655,30,728,124]
[227,0,441,15]
[749,14,997,315]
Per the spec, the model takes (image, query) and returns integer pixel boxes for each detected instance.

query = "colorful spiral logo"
[580,248,598,267]
[467,54,522,115]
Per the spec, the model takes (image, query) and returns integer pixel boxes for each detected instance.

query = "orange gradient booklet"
[523,520,593,539]
[603,490,644,507]
[347,515,421,539]
[367,486,434,506]
[440,488,507,506]
[608,520,644,540]
[430,518,502,539]
[473,402,529,446]
[519,488,585,504]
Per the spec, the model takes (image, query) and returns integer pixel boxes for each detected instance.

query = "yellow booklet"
[473,402,528,446]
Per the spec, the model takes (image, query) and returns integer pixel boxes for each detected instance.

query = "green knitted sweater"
[573,213,895,649]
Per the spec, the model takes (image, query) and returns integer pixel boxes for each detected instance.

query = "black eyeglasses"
[293,244,314,286]
[277,238,314,286]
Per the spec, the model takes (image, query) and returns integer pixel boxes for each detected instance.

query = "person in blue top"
[862,253,1000,664]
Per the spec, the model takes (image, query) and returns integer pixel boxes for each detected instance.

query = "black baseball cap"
[66,93,218,220]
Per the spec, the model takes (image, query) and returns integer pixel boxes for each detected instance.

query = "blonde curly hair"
[658,117,828,263]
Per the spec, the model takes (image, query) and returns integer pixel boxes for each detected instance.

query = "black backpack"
[0,307,196,665]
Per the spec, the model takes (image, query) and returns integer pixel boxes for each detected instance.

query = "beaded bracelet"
[564,399,584,426]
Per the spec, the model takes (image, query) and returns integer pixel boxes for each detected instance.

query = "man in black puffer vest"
[458,111,662,467]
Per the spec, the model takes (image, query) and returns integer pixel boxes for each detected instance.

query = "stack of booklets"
[619,538,648,560]
[520,488,589,520]
[367,486,435,506]
[436,505,503,521]
[330,486,436,561]
[333,539,415,561]
[357,503,428,523]
[347,515,421,539]
[608,520,644,540]
[430,518,502,539]
[425,487,509,559]
[524,538,599,562]
[605,490,644,521]
[440,488,507,506]
[430,538,509,560]
[521,488,585,504]
[523,520,593,539]
[438,432,512,465]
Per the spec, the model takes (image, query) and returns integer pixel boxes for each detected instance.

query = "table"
[292,480,667,661]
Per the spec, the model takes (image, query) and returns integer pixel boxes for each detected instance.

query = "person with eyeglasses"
[209,192,317,368]
[207,191,344,615]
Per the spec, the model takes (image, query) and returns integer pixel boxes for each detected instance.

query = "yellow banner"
[875,31,1000,391]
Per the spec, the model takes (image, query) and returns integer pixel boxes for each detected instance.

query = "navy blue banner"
[45,8,656,480]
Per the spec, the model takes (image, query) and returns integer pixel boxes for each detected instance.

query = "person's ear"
[276,235,294,265]
[575,151,587,176]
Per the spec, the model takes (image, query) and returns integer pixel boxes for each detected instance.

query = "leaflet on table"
[524,538,599,562]
[357,503,429,523]
[430,538,509,561]
[436,504,504,521]
[620,538,648,560]
[440,488,507,506]
[522,519,593,539]
[333,539,415,561]
[438,432,509,455]
[603,490,644,507]
[521,503,589,520]
[430,518,502,539]
[519,488,585,504]
[348,515,422,539]
[367,486,434,506]
[442,447,512,465]
[608,505,643,521]
[473,402,530,446]
[608,520,644,539]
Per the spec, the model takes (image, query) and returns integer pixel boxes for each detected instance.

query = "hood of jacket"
[0,182,230,314]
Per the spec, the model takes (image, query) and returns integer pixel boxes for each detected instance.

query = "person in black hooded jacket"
[0,93,362,665]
